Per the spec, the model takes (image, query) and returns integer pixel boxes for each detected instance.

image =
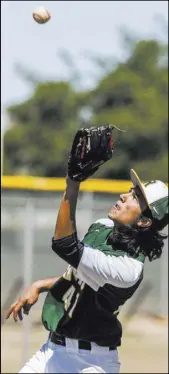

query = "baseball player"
[5,126,168,373]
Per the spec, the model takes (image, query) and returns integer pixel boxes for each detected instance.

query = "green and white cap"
[130,169,168,231]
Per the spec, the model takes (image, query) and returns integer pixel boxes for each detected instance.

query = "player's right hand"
[5,284,40,322]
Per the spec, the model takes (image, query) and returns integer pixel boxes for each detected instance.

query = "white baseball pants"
[19,337,121,373]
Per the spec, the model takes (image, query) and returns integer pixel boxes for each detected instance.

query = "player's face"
[108,188,142,225]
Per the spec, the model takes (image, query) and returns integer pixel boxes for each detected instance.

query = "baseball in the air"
[32,6,51,24]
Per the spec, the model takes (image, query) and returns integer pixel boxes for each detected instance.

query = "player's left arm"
[52,126,114,271]
[52,176,84,268]
[54,176,80,239]
[54,125,113,242]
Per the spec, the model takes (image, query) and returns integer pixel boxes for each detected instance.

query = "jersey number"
[62,280,85,318]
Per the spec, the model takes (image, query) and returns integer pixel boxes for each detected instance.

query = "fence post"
[160,228,168,318]
[21,198,34,366]
[80,191,94,237]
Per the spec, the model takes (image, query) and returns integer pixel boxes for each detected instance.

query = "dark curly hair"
[107,219,168,262]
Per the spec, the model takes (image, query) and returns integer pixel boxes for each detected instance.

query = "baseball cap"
[130,169,168,231]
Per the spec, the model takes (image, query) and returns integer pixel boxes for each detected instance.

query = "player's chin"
[108,208,120,221]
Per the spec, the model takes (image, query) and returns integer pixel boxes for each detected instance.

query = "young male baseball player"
[5,126,168,373]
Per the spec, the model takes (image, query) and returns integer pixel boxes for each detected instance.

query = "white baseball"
[32,6,51,24]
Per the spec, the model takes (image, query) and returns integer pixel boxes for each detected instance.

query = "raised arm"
[54,176,80,239]
[52,176,83,268]
[52,126,113,268]
[54,126,113,242]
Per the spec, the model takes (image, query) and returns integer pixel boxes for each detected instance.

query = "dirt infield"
[1,315,168,373]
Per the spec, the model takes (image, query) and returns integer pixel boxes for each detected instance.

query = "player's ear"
[137,215,152,228]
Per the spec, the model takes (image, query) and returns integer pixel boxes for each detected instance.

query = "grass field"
[1,314,168,373]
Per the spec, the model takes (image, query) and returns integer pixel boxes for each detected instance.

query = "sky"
[1,0,168,129]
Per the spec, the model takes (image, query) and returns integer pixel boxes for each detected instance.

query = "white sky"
[1,0,168,128]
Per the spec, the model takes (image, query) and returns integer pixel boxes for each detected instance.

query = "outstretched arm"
[5,276,60,322]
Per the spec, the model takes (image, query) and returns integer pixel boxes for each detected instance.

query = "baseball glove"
[68,125,114,182]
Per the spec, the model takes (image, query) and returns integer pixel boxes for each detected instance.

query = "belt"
[50,332,116,351]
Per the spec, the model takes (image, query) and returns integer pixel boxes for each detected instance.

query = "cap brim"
[130,169,151,211]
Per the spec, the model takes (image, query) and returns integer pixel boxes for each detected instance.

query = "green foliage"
[4,81,81,176]
[3,37,168,181]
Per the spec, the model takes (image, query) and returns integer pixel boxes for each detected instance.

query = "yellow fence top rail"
[1,175,168,194]
[1,175,133,194]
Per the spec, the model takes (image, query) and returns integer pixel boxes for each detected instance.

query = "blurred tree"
[4,81,84,176]
[83,39,168,180]
[3,37,168,181]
